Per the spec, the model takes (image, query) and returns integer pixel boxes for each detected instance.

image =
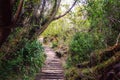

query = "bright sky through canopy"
[61,0,74,5]
[61,0,75,12]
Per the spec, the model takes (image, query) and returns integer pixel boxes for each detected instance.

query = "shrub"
[0,40,45,80]
[68,32,105,65]
[65,67,80,80]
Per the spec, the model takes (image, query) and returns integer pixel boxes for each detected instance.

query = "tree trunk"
[0,0,12,45]
[0,0,12,26]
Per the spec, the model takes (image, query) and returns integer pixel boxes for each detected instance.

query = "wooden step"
[40,76,64,79]
[42,70,63,73]
[40,79,64,80]
[35,46,64,80]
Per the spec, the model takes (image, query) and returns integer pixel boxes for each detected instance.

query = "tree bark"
[0,0,12,45]
[0,0,12,27]
[0,0,24,45]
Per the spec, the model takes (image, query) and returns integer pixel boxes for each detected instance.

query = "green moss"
[65,67,80,80]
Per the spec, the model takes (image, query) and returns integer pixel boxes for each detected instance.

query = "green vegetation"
[0,40,45,80]
[67,32,105,66]
[65,0,120,80]
[42,0,120,80]
[42,18,73,48]
[0,0,120,80]
[87,0,120,46]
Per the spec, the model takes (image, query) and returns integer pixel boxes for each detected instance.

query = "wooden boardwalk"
[35,46,64,80]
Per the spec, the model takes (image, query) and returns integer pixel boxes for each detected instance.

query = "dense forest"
[0,0,120,80]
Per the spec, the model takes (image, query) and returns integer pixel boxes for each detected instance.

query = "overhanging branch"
[53,0,77,21]
[36,0,61,35]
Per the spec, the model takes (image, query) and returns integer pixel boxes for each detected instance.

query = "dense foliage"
[42,18,72,47]
[0,0,78,79]
[0,40,45,80]
[0,0,120,80]
[68,32,104,65]
[64,0,120,80]
[87,0,120,45]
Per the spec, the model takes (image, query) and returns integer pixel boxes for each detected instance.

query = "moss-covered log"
[79,46,120,80]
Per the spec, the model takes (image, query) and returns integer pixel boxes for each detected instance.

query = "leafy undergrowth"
[64,32,104,79]
[65,67,80,80]
[65,32,120,80]
[68,32,105,64]
[63,0,120,80]
[0,40,45,80]
[65,47,120,80]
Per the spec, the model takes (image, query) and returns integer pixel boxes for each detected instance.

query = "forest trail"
[35,46,64,80]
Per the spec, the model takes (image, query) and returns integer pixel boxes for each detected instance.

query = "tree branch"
[53,0,77,21]
[39,0,46,17]
[36,0,61,36]
[115,33,120,45]
[12,0,24,26]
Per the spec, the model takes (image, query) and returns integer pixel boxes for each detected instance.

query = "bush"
[0,40,45,80]
[87,0,120,46]
[65,67,80,80]
[68,32,105,66]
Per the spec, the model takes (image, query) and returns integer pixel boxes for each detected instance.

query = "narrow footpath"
[35,46,64,80]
